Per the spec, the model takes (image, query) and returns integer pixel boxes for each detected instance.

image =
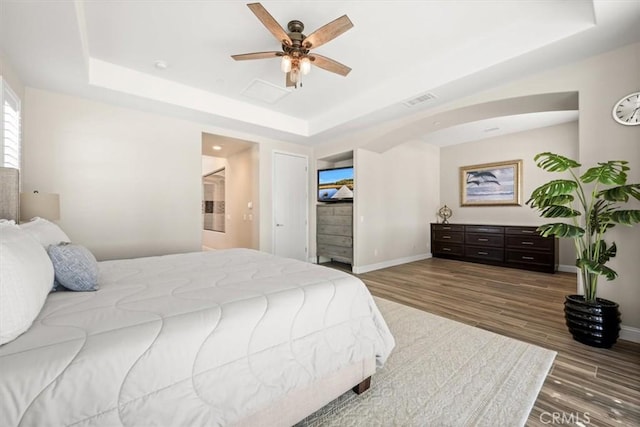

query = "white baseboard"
[558,264,578,273]
[352,253,431,274]
[620,325,640,343]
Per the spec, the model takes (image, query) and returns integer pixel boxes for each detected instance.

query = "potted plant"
[527,152,640,348]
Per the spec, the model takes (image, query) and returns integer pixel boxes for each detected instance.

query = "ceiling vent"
[241,79,291,104]
[402,92,437,107]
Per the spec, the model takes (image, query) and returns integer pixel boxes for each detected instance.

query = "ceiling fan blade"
[286,72,296,87]
[309,54,351,76]
[247,3,292,46]
[231,51,283,61]
[303,15,353,49]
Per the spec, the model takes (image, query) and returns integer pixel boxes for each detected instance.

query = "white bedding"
[0,248,394,426]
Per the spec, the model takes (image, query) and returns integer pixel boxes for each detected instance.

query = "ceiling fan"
[231,3,353,88]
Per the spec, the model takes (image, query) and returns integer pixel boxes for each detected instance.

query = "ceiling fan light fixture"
[300,57,311,75]
[280,55,292,73]
[232,3,354,88]
[290,67,301,84]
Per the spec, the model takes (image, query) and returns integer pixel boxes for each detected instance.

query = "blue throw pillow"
[47,243,99,291]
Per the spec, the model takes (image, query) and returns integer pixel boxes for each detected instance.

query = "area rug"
[297,297,556,427]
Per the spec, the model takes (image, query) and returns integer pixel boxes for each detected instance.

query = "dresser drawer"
[432,242,464,256]
[465,225,504,234]
[506,250,554,266]
[317,224,353,237]
[506,236,553,251]
[333,205,353,216]
[317,244,353,259]
[465,246,504,262]
[434,231,464,244]
[317,234,353,247]
[505,226,540,236]
[465,233,504,247]
[432,224,464,232]
[317,215,352,226]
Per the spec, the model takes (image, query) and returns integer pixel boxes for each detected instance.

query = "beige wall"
[202,147,258,250]
[0,53,25,100]
[354,141,439,271]
[440,121,579,268]
[22,88,203,260]
[21,88,306,261]
[466,42,640,333]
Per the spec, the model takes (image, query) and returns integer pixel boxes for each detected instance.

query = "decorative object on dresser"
[430,223,558,273]
[437,205,452,224]
[317,203,353,265]
[460,159,522,206]
[527,152,640,348]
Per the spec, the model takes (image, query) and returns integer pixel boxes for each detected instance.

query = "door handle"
[276,223,284,227]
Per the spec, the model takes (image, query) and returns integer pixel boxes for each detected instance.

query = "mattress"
[0,248,394,426]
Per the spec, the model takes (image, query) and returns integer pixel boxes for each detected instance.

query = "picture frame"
[460,159,522,206]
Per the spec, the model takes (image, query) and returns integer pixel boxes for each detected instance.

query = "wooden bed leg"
[352,376,371,395]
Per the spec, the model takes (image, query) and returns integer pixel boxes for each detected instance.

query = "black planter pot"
[564,295,621,348]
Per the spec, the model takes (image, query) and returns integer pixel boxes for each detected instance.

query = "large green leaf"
[540,205,581,218]
[527,180,578,208]
[589,199,616,235]
[530,194,574,208]
[587,241,617,264]
[581,160,629,185]
[533,152,580,172]
[577,259,618,281]
[598,184,640,202]
[609,210,640,225]
[537,223,584,238]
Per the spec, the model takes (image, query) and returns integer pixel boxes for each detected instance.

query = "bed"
[0,217,394,426]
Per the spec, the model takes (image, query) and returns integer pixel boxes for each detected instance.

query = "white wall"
[202,147,258,250]
[354,141,439,272]
[22,88,202,260]
[440,121,579,268]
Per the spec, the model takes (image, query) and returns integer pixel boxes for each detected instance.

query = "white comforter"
[0,249,394,426]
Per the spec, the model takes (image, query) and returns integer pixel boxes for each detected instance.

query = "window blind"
[1,78,21,169]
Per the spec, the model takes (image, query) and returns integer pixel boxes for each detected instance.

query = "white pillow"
[19,217,70,248]
[0,223,55,345]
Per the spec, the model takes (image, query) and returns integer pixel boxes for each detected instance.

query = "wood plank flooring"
[339,258,639,426]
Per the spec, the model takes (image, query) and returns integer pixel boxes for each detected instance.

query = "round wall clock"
[612,91,640,126]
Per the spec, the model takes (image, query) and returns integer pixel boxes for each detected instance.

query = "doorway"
[202,133,258,250]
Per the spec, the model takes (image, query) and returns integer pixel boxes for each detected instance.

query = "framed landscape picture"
[460,160,522,206]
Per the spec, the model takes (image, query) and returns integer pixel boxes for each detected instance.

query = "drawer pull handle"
[443,248,451,251]
[478,251,488,255]
[442,227,451,230]
[442,236,451,239]
[522,256,534,260]
[477,238,488,242]
[521,241,534,245]
[521,230,534,234]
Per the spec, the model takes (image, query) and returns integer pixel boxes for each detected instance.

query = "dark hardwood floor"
[329,258,640,426]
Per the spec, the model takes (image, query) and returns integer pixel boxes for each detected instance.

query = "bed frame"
[236,359,374,426]
[1,166,377,426]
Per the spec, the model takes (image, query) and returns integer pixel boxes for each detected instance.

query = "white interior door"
[273,151,308,261]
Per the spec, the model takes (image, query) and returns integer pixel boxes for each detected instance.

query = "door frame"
[271,150,309,261]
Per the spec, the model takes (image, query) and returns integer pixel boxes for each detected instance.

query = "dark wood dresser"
[430,223,558,273]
